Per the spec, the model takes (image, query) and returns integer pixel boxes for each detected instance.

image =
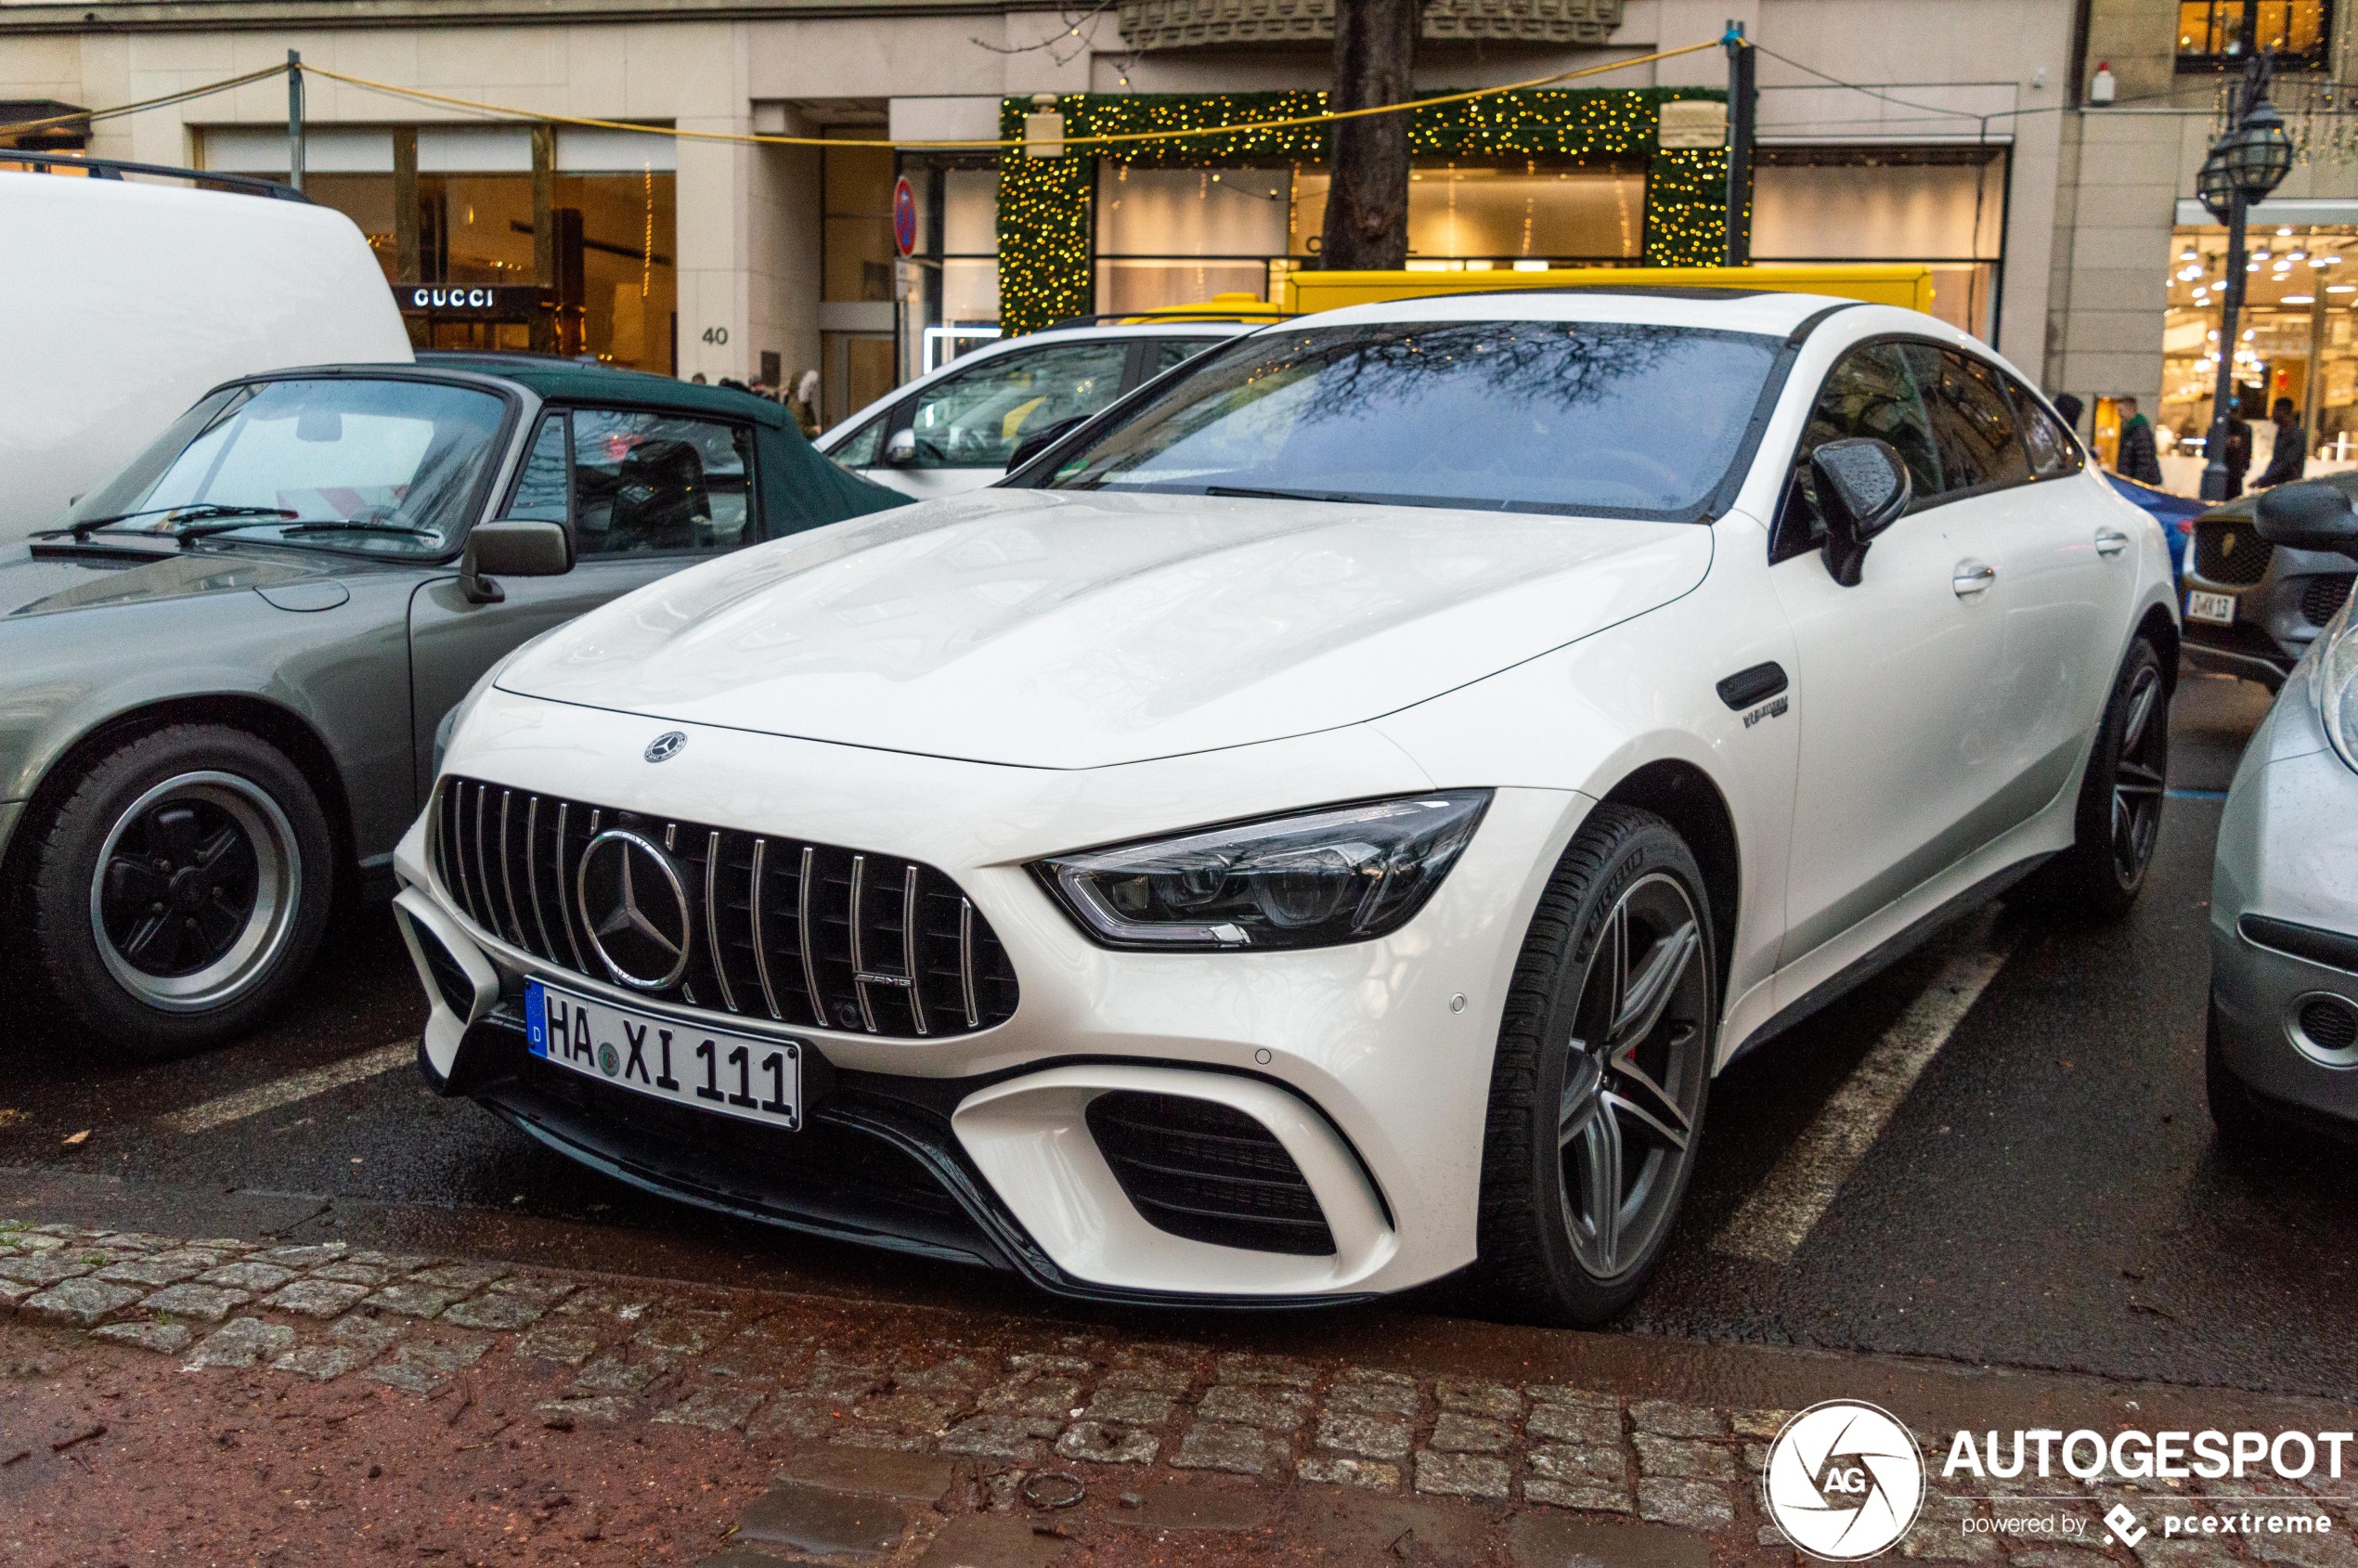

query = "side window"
[1147,338,1222,378]
[2004,375,2084,480]
[504,413,570,522]
[1773,342,1942,562]
[906,341,1130,469]
[571,409,757,556]
[829,415,887,469]
[1912,345,2033,496]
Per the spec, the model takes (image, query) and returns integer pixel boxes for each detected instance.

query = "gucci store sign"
[395,284,545,316]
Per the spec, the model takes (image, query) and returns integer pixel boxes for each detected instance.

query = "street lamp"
[2197,52,2295,500]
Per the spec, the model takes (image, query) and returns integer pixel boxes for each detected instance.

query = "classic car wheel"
[28,724,333,1056]
[1473,805,1716,1327]
[2020,637,2170,922]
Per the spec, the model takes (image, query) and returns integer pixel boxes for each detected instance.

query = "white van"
[0,166,414,542]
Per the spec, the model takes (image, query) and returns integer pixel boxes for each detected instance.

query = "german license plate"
[525,979,801,1132]
[2186,590,2236,626]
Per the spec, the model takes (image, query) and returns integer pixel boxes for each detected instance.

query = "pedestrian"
[690,371,707,384]
[2257,395,2307,487]
[2115,395,2164,485]
[2223,406,2252,499]
[786,369,822,440]
[2052,392,2084,434]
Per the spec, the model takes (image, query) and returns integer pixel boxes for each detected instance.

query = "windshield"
[1043,319,1783,518]
[70,378,510,556]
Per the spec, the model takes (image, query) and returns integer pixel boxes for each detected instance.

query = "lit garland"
[996,87,1730,334]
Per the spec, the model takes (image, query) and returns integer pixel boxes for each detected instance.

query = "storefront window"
[200,124,676,372]
[1088,160,1645,316]
[2159,223,2358,491]
[2177,0,2332,71]
[821,134,900,425]
[1752,147,2007,339]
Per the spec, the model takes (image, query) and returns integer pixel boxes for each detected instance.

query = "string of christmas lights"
[996,87,1731,333]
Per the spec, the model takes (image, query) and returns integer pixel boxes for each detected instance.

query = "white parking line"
[1711,931,2018,1267]
[157,1043,414,1135]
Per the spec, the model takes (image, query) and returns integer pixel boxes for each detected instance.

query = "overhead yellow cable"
[0,62,290,138]
[299,41,1721,151]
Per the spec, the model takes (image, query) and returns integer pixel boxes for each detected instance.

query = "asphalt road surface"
[5,670,2349,1403]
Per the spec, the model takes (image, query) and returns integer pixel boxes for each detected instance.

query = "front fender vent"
[430,776,1017,1040]
[1086,1090,1335,1256]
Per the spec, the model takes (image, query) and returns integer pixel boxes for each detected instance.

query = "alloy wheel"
[88,770,303,1013]
[2109,664,2168,888]
[1558,872,1711,1280]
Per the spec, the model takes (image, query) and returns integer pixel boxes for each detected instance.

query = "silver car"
[0,357,901,1057]
[2208,478,2358,1145]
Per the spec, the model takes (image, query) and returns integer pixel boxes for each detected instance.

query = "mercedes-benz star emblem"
[644,731,687,763]
[575,829,693,991]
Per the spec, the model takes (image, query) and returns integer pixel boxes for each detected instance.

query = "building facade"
[3,0,2072,431]
[2052,0,2358,484]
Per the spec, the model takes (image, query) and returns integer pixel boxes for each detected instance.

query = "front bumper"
[392,688,1587,1303]
[2208,656,2358,1129]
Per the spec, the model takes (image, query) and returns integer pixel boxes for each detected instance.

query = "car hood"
[0,544,355,620]
[497,488,1714,770]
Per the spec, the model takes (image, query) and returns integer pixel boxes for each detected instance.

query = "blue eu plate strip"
[525,980,548,1057]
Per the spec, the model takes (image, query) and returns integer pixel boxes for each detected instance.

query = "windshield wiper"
[170,518,441,544]
[32,504,297,543]
[276,520,439,540]
[1203,485,1362,504]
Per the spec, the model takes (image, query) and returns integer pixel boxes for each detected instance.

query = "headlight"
[1036,791,1491,951]
[2317,598,2358,773]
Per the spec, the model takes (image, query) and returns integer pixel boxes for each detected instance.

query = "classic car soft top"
[419,354,910,535]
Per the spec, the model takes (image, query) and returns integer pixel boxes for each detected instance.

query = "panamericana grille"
[1086,1091,1336,1256]
[2194,520,2274,587]
[2300,574,2355,628]
[431,776,1017,1038]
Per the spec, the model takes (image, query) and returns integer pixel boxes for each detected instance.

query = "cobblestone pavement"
[6,1218,2354,1567]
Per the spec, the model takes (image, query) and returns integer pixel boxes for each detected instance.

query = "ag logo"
[598,1042,621,1077]
[1762,1401,1925,1561]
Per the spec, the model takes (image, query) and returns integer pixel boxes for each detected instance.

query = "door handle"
[2095,527,2131,558]
[1952,561,1997,597]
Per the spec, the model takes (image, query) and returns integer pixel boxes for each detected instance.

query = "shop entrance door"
[824,331,897,429]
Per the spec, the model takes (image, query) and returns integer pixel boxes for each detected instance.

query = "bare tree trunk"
[1320,0,1417,270]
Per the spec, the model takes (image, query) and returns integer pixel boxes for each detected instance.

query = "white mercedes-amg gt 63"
[394,291,2178,1322]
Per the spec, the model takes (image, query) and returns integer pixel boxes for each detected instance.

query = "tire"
[25,724,335,1057]
[2205,998,2275,1151]
[1471,804,1717,1327]
[2021,637,2170,923]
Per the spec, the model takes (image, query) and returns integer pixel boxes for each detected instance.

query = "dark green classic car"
[0,356,904,1056]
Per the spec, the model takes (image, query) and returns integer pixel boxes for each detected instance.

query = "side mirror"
[1811,436,1912,587]
[2254,480,2358,560]
[883,428,917,468]
[460,519,573,604]
[1005,415,1086,475]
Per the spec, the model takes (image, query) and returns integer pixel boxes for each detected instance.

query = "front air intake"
[2300,574,2354,628]
[1086,1091,1336,1256]
[2296,994,2358,1059]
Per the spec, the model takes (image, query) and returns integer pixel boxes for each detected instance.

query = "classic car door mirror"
[460,519,574,604]
[2254,480,2358,561]
[1005,415,1087,476]
[883,428,917,468]
[1810,436,1912,587]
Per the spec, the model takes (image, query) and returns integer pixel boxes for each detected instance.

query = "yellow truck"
[1138,263,1937,323]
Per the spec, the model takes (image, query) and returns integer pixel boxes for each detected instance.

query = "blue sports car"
[2105,472,2205,583]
